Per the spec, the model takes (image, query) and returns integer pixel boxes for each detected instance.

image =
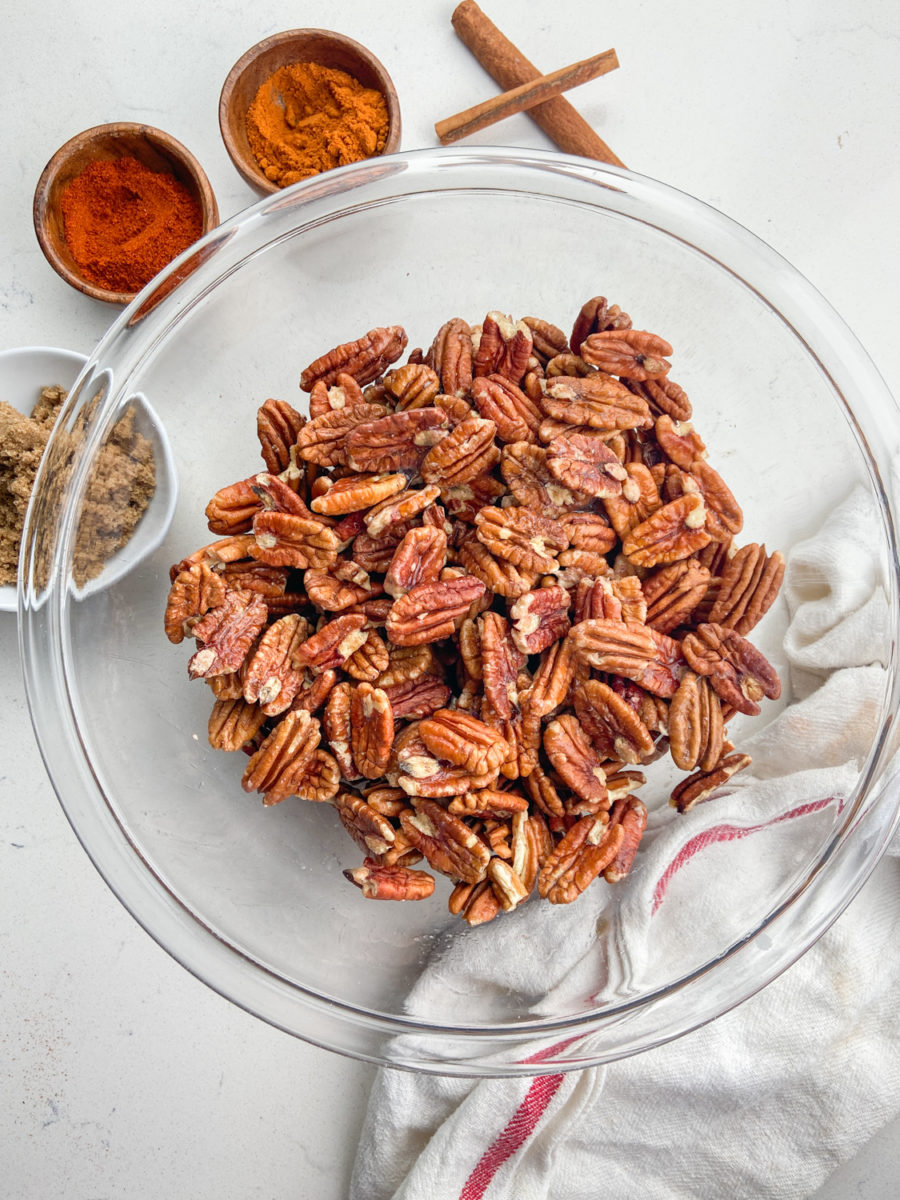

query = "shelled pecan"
[166,300,784,923]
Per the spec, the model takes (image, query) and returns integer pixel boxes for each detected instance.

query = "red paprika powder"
[60,156,203,294]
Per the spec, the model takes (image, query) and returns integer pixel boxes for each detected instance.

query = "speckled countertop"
[2,3,898,1196]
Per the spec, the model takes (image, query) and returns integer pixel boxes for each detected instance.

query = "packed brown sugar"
[246,61,389,187]
[0,384,155,588]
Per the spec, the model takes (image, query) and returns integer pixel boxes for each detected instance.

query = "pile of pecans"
[164,299,784,924]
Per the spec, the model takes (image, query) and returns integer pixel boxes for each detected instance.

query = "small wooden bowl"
[219,28,401,195]
[33,123,219,306]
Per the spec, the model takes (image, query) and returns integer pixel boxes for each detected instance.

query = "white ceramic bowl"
[0,344,177,612]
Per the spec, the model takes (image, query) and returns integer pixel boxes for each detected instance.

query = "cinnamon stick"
[435,49,619,145]
[451,0,625,168]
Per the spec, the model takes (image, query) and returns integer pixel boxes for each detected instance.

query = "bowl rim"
[18,146,900,1074]
[218,26,402,195]
[32,120,220,305]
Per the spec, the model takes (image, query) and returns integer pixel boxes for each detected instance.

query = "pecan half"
[299,325,408,391]
[448,878,501,926]
[346,407,451,473]
[472,312,533,384]
[668,670,725,772]
[622,493,712,567]
[602,461,662,540]
[250,511,341,570]
[295,404,389,467]
[400,798,492,883]
[310,471,407,516]
[293,612,369,672]
[332,791,396,856]
[456,533,539,600]
[603,795,648,883]
[487,857,530,911]
[568,618,685,698]
[448,788,530,820]
[344,630,391,682]
[523,316,570,363]
[420,417,499,486]
[680,622,781,716]
[670,751,752,812]
[188,589,269,679]
[343,859,436,900]
[471,374,543,443]
[384,526,448,598]
[573,678,655,764]
[540,375,653,433]
[642,557,711,633]
[428,317,474,396]
[242,613,308,715]
[164,562,226,644]
[365,483,441,538]
[323,681,360,780]
[349,683,394,779]
[241,710,322,805]
[208,697,267,752]
[474,505,568,574]
[440,472,508,525]
[480,611,526,720]
[381,675,452,719]
[626,377,692,422]
[509,585,571,654]
[257,398,306,472]
[386,575,486,646]
[304,562,381,613]
[546,432,628,499]
[579,329,673,380]
[570,295,632,354]
[308,372,367,418]
[205,476,262,535]
[382,362,441,410]
[707,543,785,635]
[654,415,707,470]
[560,511,618,556]
[419,709,510,774]
[292,748,341,802]
[543,714,610,811]
[537,815,624,904]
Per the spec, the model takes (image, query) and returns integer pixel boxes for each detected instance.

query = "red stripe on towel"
[458,1072,565,1200]
[651,797,836,914]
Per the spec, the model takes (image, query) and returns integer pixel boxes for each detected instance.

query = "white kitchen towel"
[351,483,900,1200]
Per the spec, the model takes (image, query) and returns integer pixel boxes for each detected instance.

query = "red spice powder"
[60,156,203,294]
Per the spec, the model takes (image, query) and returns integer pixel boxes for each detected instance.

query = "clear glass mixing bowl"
[19,148,900,1075]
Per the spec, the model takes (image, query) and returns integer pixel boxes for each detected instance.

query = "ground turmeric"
[246,61,389,187]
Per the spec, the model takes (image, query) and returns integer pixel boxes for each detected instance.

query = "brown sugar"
[0,384,156,589]
[72,405,157,587]
[0,401,50,585]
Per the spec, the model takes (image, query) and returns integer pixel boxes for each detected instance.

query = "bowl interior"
[219,29,401,193]
[21,151,900,1072]
[33,123,219,304]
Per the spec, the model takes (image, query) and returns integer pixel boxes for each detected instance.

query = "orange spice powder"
[60,157,203,294]
[246,61,389,187]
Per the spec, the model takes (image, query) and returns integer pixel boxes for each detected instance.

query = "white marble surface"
[1,2,898,1196]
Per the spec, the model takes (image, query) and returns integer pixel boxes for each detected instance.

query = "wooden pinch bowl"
[33,123,219,306]
[219,28,402,195]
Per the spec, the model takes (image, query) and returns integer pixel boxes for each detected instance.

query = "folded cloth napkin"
[351,483,900,1200]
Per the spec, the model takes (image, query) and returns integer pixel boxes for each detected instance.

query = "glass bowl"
[19,147,900,1076]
